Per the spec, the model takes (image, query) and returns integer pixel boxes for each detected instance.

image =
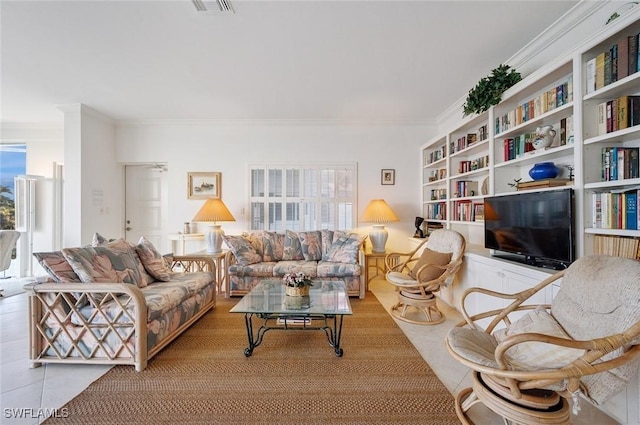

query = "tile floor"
[0,277,620,424]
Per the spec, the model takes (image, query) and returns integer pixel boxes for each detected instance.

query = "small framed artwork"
[188,172,221,199]
[381,169,395,185]
[474,203,485,222]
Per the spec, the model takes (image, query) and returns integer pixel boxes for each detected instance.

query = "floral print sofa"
[223,229,366,298]
[26,235,216,372]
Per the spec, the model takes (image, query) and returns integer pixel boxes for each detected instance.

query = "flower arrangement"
[282,273,314,288]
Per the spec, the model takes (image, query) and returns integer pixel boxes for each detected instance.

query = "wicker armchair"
[445,255,640,425]
[384,229,465,325]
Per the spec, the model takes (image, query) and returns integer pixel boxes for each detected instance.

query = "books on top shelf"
[495,76,572,134]
[586,32,640,94]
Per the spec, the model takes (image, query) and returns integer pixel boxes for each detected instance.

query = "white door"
[125,164,168,253]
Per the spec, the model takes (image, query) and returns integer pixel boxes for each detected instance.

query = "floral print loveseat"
[223,229,366,298]
[26,235,216,372]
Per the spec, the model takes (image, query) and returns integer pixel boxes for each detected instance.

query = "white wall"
[60,104,122,247]
[117,121,434,252]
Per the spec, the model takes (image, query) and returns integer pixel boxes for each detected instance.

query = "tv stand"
[492,254,568,271]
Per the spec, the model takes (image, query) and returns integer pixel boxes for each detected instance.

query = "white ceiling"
[1,0,583,124]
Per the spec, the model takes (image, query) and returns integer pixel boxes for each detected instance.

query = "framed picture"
[381,169,395,185]
[188,172,221,199]
[474,203,485,222]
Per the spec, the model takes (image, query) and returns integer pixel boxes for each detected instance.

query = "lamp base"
[205,224,224,253]
[369,224,388,253]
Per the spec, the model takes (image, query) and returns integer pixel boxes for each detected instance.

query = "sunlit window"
[0,144,26,229]
[248,164,357,231]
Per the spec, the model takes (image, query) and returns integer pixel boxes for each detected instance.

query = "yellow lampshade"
[192,198,236,223]
[360,199,400,223]
[192,199,235,253]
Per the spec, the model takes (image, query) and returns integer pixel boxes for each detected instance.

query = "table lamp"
[192,198,236,253]
[360,199,399,253]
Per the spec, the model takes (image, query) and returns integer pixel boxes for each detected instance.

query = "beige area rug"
[44,295,459,425]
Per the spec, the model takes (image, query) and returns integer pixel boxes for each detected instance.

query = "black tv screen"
[484,188,575,269]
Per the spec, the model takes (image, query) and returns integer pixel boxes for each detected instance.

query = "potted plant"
[283,272,314,296]
[463,64,522,117]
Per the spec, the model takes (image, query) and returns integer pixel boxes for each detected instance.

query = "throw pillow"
[92,232,110,246]
[297,231,323,261]
[135,237,172,282]
[283,230,304,261]
[409,248,452,281]
[320,229,335,261]
[325,233,366,264]
[262,231,284,262]
[223,235,263,266]
[62,238,146,288]
[33,251,81,283]
[92,233,153,288]
[493,306,584,370]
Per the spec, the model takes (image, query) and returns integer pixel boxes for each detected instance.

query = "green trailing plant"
[463,64,522,117]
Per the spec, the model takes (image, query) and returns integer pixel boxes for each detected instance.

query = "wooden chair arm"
[384,239,428,272]
[459,270,565,332]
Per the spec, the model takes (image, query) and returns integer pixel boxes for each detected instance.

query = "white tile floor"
[0,277,620,424]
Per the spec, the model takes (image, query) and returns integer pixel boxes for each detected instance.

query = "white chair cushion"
[386,271,417,285]
[493,306,584,371]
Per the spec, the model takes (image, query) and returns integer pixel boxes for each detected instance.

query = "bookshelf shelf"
[585,227,640,237]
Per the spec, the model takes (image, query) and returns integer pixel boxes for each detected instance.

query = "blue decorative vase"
[528,162,559,180]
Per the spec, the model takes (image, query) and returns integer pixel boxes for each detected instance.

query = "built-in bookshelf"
[419,8,640,257]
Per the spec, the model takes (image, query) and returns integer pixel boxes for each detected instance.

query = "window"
[248,164,357,231]
[0,144,26,230]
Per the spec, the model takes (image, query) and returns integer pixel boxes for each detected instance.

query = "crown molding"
[116,118,436,127]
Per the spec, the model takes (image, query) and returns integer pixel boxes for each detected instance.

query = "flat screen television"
[484,188,575,269]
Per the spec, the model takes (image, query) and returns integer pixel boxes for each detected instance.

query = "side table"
[364,249,399,289]
[168,233,204,255]
[186,249,229,297]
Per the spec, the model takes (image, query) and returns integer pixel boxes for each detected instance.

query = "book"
[586,58,596,93]
[604,50,612,86]
[596,52,605,90]
[629,96,640,126]
[611,43,618,83]
[618,36,629,80]
[517,178,572,190]
[598,101,607,135]
[630,33,639,75]
[624,191,638,230]
[618,95,629,130]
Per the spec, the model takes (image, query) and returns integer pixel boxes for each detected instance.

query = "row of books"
[424,202,446,221]
[425,144,447,165]
[601,147,639,181]
[593,235,640,259]
[450,124,489,154]
[596,95,640,135]
[495,77,572,134]
[502,134,536,161]
[586,32,640,94]
[427,168,447,182]
[429,188,446,201]
[457,155,489,174]
[592,189,639,230]
[453,180,479,198]
[451,200,483,222]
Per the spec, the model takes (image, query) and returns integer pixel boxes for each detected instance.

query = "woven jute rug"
[44,294,459,424]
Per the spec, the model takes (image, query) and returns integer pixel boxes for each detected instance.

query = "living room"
[3,1,640,424]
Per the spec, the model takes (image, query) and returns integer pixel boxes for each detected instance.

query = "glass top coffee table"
[229,280,352,357]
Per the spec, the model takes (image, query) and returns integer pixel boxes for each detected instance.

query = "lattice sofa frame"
[26,256,215,372]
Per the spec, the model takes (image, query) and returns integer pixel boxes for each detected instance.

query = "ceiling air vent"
[192,0,234,15]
